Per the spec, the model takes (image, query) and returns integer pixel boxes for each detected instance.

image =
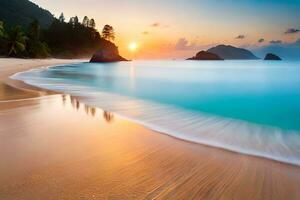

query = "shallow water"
[12,60,300,165]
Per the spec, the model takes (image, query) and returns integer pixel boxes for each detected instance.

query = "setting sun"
[128,42,138,51]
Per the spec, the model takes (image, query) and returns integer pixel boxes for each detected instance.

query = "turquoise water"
[12,60,300,165]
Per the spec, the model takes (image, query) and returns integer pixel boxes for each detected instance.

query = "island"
[264,53,282,60]
[207,45,259,60]
[90,40,128,62]
[187,51,223,60]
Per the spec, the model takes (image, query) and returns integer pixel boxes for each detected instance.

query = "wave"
[11,67,300,166]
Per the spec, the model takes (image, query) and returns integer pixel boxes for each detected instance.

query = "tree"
[74,16,79,25]
[0,21,4,37]
[82,16,89,27]
[5,26,27,56]
[89,19,96,29]
[69,16,79,27]
[27,20,50,58]
[59,13,65,23]
[28,20,40,41]
[102,25,115,41]
[0,21,5,55]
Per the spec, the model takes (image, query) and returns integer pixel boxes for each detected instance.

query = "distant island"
[207,45,259,60]
[187,51,223,60]
[264,53,282,60]
[186,44,262,61]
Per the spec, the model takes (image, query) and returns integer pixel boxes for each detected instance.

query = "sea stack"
[264,53,282,60]
[90,40,128,62]
[187,51,223,60]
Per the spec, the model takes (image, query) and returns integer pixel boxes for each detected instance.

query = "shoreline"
[1,58,300,199]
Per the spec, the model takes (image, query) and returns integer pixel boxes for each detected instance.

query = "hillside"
[187,51,223,60]
[0,0,54,28]
[207,45,259,60]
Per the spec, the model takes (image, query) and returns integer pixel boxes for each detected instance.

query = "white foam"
[11,68,300,166]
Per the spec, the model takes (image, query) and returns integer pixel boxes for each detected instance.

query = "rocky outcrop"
[187,51,223,60]
[264,53,282,60]
[90,40,128,62]
[207,45,259,60]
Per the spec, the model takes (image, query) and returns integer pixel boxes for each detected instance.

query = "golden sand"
[0,59,300,199]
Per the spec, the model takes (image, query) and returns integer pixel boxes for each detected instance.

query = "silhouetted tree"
[28,20,40,40]
[89,19,96,29]
[82,16,89,27]
[74,16,79,25]
[5,26,27,56]
[0,21,5,55]
[59,13,65,23]
[0,21,4,37]
[69,16,79,28]
[26,20,50,58]
[102,25,115,41]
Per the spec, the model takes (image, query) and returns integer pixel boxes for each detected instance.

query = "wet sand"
[0,59,300,199]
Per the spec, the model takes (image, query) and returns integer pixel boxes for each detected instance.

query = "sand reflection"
[63,94,114,123]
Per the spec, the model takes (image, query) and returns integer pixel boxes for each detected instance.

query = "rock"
[90,40,128,62]
[187,51,223,60]
[207,45,259,60]
[264,53,282,60]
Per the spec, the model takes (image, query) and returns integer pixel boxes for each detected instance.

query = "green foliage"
[45,17,105,58]
[0,12,117,59]
[0,21,4,37]
[26,20,50,58]
[26,40,50,58]
[28,20,40,40]
[0,0,54,29]
[102,25,115,41]
[0,21,5,55]
[4,25,27,56]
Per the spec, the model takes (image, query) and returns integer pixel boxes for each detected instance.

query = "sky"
[32,0,300,59]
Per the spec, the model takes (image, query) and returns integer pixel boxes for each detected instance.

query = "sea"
[12,60,300,166]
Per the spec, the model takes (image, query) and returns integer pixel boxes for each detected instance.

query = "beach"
[1,59,300,200]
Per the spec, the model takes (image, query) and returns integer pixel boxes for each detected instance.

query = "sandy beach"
[0,59,300,200]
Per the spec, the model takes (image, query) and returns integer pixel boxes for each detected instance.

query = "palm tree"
[5,26,26,56]
[0,21,4,37]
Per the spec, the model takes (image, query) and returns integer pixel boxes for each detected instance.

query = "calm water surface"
[12,60,300,165]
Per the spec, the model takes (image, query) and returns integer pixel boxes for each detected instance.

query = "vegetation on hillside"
[0,0,54,29]
[0,13,117,58]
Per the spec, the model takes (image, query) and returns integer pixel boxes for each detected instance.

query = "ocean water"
[12,60,300,165]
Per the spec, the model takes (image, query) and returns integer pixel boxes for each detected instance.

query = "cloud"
[174,38,213,51]
[258,38,265,43]
[235,35,245,39]
[270,40,282,44]
[150,22,160,27]
[150,22,169,28]
[175,38,197,50]
[285,28,300,34]
[142,31,149,35]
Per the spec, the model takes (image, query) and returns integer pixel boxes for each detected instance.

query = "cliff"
[90,40,128,62]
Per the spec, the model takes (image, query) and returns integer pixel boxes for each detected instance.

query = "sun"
[128,42,138,51]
